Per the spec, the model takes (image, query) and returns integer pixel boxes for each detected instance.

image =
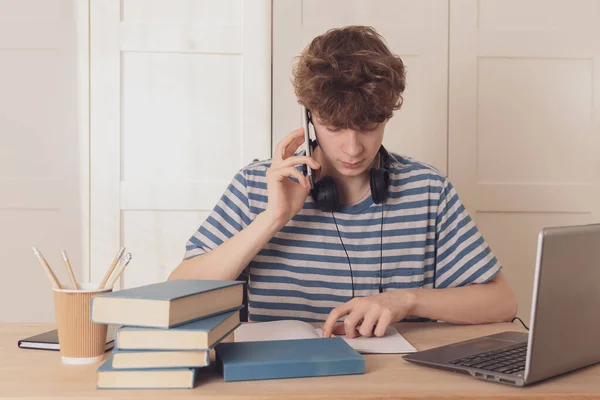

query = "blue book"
[114,309,241,350]
[91,280,243,328]
[215,337,365,381]
[97,354,197,389]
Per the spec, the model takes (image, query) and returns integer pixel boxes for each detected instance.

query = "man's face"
[311,115,387,178]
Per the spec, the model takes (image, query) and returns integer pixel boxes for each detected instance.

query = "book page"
[315,325,416,354]
[233,320,321,342]
[233,320,416,354]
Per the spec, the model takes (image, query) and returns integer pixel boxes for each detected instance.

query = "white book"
[233,320,416,354]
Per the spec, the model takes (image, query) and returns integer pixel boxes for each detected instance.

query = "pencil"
[61,250,79,290]
[32,247,62,289]
[99,247,125,288]
[106,253,132,289]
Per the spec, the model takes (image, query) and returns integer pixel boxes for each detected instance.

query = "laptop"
[403,223,600,386]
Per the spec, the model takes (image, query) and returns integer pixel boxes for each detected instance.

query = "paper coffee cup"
[53,283,112,364]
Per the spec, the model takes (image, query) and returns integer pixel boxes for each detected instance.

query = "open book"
[233,320,416,354]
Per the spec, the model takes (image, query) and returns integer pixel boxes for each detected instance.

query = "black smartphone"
[301,105,315,189]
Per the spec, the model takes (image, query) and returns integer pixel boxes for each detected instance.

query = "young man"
[169,26,517,338]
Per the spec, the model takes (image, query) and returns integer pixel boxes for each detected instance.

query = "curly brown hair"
[293,25,406,131]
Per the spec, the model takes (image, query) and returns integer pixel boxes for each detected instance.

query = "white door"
[273,0,449,173]
[0,0,84,322]
[449,0,600,323]
[90,0,272,288]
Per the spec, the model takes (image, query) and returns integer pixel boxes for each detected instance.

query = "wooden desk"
[2,322,599,399]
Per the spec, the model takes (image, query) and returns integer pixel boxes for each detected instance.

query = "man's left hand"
[321,290,417,338]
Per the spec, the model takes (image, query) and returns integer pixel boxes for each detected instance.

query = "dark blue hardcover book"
[91,279,243,328]
[215,337,365,381]
[114,308,241,350]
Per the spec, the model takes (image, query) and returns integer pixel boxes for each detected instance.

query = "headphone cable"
[332,206,385,298]
[379,206,384,293]
[332,212,354,299]
[330,151,387,299]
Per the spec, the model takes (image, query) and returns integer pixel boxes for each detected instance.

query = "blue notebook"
[114,309,241,350]
[97,354,197,389]
[91,279,243,328]
[215,337,365,381]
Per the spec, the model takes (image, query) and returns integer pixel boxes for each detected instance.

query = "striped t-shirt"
[184,152,502,322]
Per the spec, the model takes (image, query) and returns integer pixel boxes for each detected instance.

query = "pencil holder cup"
[52,283,112,364]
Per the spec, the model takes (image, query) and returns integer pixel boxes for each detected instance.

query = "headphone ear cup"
[311,175,339,212]
[370,168,390,204]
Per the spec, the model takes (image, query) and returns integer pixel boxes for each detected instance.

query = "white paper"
[233,320,416,354]
[233,320,321,342]
[314,326,416,354]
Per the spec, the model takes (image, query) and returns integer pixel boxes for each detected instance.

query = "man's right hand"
[264,128,320,229]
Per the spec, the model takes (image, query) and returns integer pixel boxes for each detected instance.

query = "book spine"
[221,358,365,382]
[113,325,122,350]
[189,368,196,389]
[207,322,241,349]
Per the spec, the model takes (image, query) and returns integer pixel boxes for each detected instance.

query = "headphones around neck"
[309,139,392,213]
[303,107,393,297]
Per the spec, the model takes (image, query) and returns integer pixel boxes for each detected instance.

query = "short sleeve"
[433,179,501,288]
[183,170,252,260]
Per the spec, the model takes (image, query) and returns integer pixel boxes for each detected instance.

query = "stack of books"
[91,279,244,389]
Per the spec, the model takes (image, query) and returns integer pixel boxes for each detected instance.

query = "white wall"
[0,0,85,322]
[2,0,599,323]
[273,0,600,324]
[89,0,272,290]
[273,0,449,174]
[448,0,600,323]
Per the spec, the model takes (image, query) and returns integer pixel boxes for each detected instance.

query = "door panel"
[90,0,271,287]
[273,0,449,173]
[0,0,81,322]
[449,0,600,323]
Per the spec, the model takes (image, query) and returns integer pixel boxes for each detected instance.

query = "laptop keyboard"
[449,343,527,375]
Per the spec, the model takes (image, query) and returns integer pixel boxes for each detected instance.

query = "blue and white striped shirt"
[184,153,502,322]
